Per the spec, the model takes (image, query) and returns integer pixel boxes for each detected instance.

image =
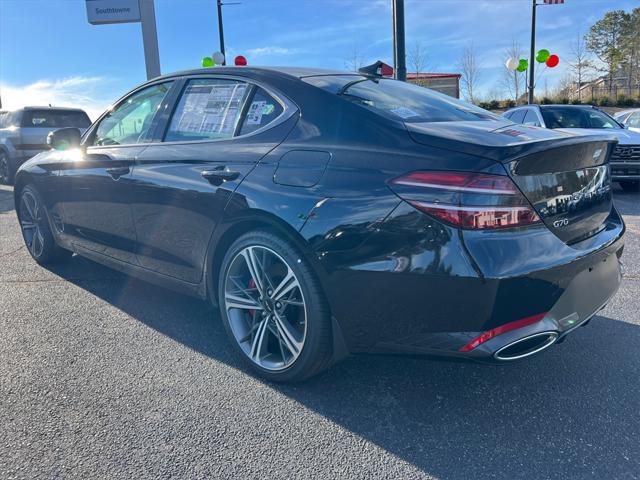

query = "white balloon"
[505,57,519,70]
[212,51,225,65]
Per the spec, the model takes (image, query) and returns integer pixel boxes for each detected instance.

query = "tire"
[218,230,333,382]
[18,185,73,264]
[0,151,13,185]
[619,180,640,192]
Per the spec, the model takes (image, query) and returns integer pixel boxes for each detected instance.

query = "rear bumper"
[320,203,625,361]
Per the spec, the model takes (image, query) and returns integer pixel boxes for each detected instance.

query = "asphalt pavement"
[1,183,639,480]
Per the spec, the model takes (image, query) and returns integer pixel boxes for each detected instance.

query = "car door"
[128,76,297,283]
[56,81,175,264]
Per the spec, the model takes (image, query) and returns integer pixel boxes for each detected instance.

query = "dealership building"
[376,61,462,98]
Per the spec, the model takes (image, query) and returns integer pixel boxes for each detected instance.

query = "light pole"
[528,0,537,104]
[392,0,406,81]
[216,0,240,65]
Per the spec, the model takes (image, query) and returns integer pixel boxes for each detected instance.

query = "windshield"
[21,110,91,129]
[540,107,621,130]
[303,75,502,123]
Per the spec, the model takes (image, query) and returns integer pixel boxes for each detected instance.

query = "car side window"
[93,82,173,146]
[627,112,640,128]
[238,88,284,135]
[523,109,541,127]
[165,79,249,142]
[509,109,526,124]
[0,112,6,128]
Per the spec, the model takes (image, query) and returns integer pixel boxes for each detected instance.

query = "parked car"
[503,104,640,191]
[0,106,91,184]
[614,108,640,133]
[14,67,624,381]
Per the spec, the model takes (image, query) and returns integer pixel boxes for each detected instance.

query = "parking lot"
[0,183,639,479]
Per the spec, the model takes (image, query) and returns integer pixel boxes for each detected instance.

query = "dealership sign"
[86,0,141,25]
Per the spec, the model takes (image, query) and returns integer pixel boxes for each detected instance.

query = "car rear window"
[303,75,501,123]
[540,107,620,129]
[21,110,91,129]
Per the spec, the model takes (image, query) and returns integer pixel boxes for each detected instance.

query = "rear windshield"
[303,75,501,123]
[21,110,91,129]
[540,107,621,129]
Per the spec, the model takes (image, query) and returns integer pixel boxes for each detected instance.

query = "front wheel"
[619,180,640,192]
[218,231,333,382]
[18,185,72,264]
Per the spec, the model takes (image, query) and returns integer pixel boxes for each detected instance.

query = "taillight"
[459,312,547,352]
[388,171,540,230]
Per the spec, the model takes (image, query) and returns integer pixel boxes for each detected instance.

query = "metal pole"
[139,0,161,79]
[392,0,406,81]
[217,0,226,64]
[528,0,536,104]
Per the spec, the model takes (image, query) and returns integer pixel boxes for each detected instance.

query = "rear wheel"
[0,151,13,185]
[619,180,640,192]
[218,231,333,382]
[18,185,72,264]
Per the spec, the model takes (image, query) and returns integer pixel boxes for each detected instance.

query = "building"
[375,61,461,98]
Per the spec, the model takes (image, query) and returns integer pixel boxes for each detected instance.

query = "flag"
[543,0,564,4]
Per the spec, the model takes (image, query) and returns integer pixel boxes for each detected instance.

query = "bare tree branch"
[458,44,482,103]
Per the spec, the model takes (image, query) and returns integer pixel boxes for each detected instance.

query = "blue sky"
[1,0,637,118]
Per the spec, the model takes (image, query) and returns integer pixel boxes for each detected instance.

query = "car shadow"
[613,183,640,216]
[44,256,640,479]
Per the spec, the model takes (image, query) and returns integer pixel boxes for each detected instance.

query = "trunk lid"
[406,121,618,244]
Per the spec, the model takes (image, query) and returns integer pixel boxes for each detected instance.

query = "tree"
[458,45,481,104]
[620,8,640,90]
[408,41,428,75]
[568,32,593,100]
[501,39,526,103]
[345,47,366,72]
[586,10,630,94]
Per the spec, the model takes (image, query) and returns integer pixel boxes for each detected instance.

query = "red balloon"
[234,55,247,66]
[546,54,559,68]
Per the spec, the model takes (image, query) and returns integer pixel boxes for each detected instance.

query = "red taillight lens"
[459,312,547,352]
[388,171,540,230]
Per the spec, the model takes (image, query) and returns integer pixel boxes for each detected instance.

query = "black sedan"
[14,66,624,382]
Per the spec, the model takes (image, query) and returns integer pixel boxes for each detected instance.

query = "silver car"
[614,108,640,133]
[0,106,91,184]
[503,104,640,192]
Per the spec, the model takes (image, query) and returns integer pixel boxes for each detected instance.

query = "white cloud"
[0,76,112,121]
[245,46,298,57]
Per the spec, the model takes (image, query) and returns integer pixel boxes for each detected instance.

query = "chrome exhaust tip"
[494,331,558,361]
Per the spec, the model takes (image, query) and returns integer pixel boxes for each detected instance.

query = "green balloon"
[202,56,214,67]
[536,49,550,63]
[517,59,528,72]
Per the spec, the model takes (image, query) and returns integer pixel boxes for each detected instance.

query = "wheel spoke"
[272,312,302,356]
[241,247,266,296]
[31,227,44,256]
[250,318,269,362]
[21,220,36,231]
[225,292,264,311]
[22,196,36,221]
[271,267,298,302]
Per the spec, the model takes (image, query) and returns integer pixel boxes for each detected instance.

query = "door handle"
[201,167,240,185]
[106,166,130,180]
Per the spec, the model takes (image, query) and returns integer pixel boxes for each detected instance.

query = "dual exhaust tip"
[494,331,559,361]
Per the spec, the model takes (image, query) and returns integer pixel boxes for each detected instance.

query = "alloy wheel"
[20,190,46,258]
[223,245,307,371]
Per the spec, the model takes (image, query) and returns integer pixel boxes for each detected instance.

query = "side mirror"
[47,127,81,151]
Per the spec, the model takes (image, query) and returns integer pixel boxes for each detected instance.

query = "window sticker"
[174,83,247,135]
[390,106,419,119]
[245,100,267,125]
[263,103,275,115]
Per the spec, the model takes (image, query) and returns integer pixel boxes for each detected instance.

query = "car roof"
[21,106,88,112]
[154,66,353,82]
